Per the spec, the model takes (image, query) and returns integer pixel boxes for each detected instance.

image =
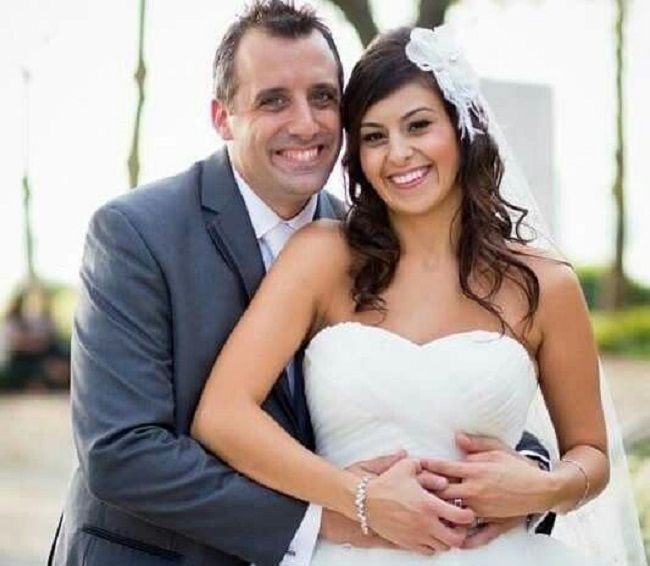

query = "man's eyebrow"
[311,82,340,93]
[254,87,287,103]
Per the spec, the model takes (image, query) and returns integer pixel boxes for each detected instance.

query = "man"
[49,2,551,565]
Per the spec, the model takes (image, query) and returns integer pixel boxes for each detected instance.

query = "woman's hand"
[421,448,553,519]
[364,458,475,554]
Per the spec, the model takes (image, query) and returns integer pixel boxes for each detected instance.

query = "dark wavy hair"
[342,27,540,334]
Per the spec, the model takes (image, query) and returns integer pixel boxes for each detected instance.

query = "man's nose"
[287,99,320,139]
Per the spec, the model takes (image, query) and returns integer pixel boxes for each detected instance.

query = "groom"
[49,2,551,565]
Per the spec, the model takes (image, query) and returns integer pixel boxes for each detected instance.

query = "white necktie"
[262,222,294,268]
[261,221,298,396]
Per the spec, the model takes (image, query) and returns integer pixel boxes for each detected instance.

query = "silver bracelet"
[354,475,372,535]
[561,458,590,509]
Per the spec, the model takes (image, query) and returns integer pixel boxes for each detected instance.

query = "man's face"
[213,29,341,218]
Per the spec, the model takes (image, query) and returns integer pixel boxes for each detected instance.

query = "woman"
[192,27,611,563]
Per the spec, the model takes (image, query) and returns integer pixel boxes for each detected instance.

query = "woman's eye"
[409,119,431,132]
[362,132,385,143]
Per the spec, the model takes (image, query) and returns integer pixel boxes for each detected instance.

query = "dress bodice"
[304,322,539,467]
[302,322,597,565]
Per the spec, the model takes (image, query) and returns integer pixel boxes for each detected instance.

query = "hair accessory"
[405,26,487,141]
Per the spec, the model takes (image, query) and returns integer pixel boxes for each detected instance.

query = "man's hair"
[212,0,344,106]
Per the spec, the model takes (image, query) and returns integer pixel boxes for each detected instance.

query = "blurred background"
[0,0,648,564]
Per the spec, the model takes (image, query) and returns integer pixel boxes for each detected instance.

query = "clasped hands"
[322,432,552,554]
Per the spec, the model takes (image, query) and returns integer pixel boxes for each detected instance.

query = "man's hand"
[421,433,553,519]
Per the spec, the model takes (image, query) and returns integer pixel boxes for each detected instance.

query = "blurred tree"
[21,68,37,284]
[325,0,456,46]
[605,0,628,310]
[128,0,147,189]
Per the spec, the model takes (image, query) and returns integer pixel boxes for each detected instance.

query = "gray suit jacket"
[50,149,345,566]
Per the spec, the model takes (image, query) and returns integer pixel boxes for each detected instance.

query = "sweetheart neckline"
[306,321,536,366]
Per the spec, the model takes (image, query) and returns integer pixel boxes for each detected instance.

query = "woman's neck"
[390,198,461,268]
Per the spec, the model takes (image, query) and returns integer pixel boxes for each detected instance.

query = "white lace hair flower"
[405,26,487,141]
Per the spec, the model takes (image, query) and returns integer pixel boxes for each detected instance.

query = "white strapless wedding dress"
[303,322,604,565]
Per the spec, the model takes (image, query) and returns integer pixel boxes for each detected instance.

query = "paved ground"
[1,357,648,565]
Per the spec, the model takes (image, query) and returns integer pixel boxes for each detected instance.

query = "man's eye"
[260,96,286,109]
[312,91,338,106]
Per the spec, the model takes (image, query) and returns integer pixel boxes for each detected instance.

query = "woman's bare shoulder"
[508,242,583,309]
[275,219,351,282]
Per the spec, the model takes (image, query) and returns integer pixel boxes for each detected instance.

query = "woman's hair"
[341,27,540,334]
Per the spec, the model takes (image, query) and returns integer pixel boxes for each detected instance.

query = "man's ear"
[211,98,234,140]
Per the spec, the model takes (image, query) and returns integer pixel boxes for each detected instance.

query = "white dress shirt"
[233,169,322,566]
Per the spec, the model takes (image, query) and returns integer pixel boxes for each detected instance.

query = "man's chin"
[273,172,329,198]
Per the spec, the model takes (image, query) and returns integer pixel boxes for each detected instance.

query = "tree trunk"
[128,0,147,189]
[21,68,37,284]
[326,0,379,46]
[21,174,36,284]
[606,0,627,310]
[416,0,454,28]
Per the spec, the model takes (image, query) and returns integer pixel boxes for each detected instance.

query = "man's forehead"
[234,28,338,88]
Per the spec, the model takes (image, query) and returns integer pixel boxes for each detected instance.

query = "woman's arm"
[422,261,609,519]
[191,221,473,552]
[534,263,609,513]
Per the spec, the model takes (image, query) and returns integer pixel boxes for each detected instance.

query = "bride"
[192,26,616,563]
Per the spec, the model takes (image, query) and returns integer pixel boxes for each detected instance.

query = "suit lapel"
[200,150,266,301]
[200,152,343,445]
[201,150,301,432]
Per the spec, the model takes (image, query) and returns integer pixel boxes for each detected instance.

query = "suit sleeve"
[516,431,555,534]
[516,431,551,470]
[72,204,307,566]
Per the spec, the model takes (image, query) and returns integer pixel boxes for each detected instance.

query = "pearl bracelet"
[562,458,590,509]
[354,475,372,535]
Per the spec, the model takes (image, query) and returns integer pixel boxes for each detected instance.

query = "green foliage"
[576,266,604,310]
[576,266,650,311]
[592,308,650,359]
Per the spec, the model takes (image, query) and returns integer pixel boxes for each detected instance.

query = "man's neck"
[231,163,314,220]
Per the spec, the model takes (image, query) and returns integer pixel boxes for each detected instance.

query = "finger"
[436,482,471,501]
[428,495,476,525]
[420,458,473,479]
[355,450,408,475]
[412,544,437,556]
[465,451,496,463]
[462,519,520,549]
[456,432,513,455]
[417,470,449,492]
[429,520,468,548]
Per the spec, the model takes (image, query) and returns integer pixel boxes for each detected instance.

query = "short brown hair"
[213,0,344,106]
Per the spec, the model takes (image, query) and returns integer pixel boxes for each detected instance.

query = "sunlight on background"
[0,1,649,564]
[0,0,649,302]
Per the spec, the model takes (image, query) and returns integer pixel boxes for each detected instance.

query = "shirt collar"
[232,166,318,240]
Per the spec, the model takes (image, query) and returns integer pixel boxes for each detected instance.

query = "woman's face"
[358,80,461,218]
